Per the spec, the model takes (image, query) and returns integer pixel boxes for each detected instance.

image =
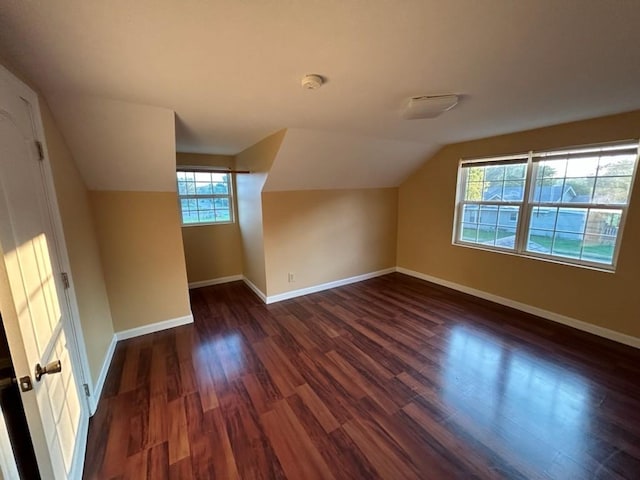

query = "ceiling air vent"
[402,94,459,119]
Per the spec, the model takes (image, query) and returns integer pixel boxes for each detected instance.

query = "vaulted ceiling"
[1,1,640,190]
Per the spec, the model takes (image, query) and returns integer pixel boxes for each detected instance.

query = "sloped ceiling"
[1,1,640,190]
[47,95,176,191]
[264,129,431,191]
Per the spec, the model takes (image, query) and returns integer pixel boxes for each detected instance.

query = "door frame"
[0,63,93,477]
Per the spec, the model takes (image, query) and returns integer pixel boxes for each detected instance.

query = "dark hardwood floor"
[83,273,640,479]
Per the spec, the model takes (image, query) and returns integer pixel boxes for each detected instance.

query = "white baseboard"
[242,277,267,303]
[396,267,640,349]
[115,313,194,341]
[89,334,117,415]
[265,268,396,304]
[189,274,243,289]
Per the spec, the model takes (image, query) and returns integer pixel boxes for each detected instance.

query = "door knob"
[35,360,62,382]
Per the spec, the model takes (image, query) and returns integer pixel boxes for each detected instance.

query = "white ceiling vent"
[402,94,459,119]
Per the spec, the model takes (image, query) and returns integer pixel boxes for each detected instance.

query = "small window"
[177,169,234,225]
[454,141,639,270]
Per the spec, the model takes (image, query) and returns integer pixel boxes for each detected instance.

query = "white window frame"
[177,168,235,226]
[452,140,640,272]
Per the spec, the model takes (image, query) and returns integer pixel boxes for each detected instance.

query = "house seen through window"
[177,169,234,225]
[454,140,639,269]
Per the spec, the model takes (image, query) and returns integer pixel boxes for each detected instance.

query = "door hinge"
[35,140,44,161]
[61,272,70,289]
[83,383,90,397]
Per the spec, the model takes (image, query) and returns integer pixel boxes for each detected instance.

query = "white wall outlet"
[288,272,295,283]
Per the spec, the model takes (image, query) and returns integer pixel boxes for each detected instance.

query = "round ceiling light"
[301,74,324,90]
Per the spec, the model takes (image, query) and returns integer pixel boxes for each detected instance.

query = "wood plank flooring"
[83,273,640,479]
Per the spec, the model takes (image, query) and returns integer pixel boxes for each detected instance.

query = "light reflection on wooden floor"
[84,273,640,479]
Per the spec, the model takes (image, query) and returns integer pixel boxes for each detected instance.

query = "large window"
[177,169,234,225]
[454,141,639,270]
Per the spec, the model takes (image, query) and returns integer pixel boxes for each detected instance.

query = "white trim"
[89,334,117,415]
[189,274,243,289]
[69,412,89,480]
[28,80,94,398]
[242,277,267,302]
[265,268,396,304]
[1,63,93,480]
[396,267,640,349]
[115,313,194,341]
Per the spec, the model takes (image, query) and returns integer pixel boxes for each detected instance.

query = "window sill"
[181,221,235,228]
[452,240,616,274]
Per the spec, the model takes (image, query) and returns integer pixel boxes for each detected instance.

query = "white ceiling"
[1,0,640,189]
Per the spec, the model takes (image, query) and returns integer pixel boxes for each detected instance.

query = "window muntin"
[177,170,234,225]
[454,141,639,270]
[457,158,528,252]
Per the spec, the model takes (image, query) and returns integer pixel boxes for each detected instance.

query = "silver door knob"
[35,360,61,382]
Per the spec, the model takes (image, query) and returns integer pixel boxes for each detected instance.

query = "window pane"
[530,206,558,231]
[527,229,553,254]
[197,198,213,210]
[502,181,525,201]
[182,211,199,224]
[467,166,485,183]
[462,205,479,224]
[181,199,196,210]
[585,209,621,237]
[537,159,567,179]
[484,165,505,182]
[505,164,526,180]
[564,177,594,202]
[215,198,230,209]
[556,208,586,234]
[195,171,212,182]
[478,205,498,226]
[460,223,478,242]
[566,157,598,177]
[533,178,565,203]
[581,235,616,264]
[478,225,497,245]
[212,173,228,183]
[215,209,231,222]
[597,155,635,177]
[201,210,215,222]
[196,181,213,194]
[551,232,583,259]
[495,227,516,249]
[214,181,229,194]
[497,206,519,227]
[593,176,632,204]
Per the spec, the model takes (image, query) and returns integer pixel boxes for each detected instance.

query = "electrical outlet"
[288,272,295,283]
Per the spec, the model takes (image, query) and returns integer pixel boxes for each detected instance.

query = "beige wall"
[263,188,398,295]
[90,191,191,332]
[176,153,243,283]
[398,110,640,339]
[41,100,115,383]
[235,130,286,293]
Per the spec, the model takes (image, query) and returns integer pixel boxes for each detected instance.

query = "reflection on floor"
[83,273,640,479]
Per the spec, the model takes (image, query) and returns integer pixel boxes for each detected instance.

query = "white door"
[0,67,89,478]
